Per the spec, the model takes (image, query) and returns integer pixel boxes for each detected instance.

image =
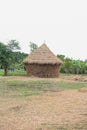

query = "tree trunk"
[4,68,8,76]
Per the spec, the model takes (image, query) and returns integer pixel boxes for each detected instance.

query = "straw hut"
[23,44,62,77]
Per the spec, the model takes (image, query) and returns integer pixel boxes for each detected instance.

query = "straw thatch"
[23,44,63,77]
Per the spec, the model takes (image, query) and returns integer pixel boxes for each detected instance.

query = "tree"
[12,52,28,69]
[8,40,21,51]
[0,40,20,76]
[58,54,87,74]
[57,54,65,61]
[29,42,38,53]
[63,58,73,74]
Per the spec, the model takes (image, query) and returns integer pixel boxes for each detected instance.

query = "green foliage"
[0,40,21,76]
[57,54,65,61]
[8,40,21,50]
[57,55,87,74]
[29,42,38,53]
[11,52,28,69]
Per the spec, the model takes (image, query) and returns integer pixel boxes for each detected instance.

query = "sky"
[0,0,87,60]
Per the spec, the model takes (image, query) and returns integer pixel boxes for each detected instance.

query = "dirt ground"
[0,76,87,130]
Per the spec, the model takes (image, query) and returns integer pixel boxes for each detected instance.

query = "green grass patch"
[0,78,86,97]
[0,69,26,76]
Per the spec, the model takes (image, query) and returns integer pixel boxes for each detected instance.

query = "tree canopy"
[0,40,21,76]
[57,54,87,74]
[29,42,38,53]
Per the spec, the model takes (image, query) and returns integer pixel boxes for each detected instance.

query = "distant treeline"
[57,55,87,74]
[0,41,87,75]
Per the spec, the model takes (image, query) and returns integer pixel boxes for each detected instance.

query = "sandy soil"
[0,75,87,82]
[0,76,87,130]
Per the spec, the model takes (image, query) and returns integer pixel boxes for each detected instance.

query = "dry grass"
[0,76,87,130]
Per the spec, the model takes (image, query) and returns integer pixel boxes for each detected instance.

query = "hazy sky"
[0,0,87,60]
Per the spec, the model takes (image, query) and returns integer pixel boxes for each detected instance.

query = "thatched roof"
[23,44,63,65]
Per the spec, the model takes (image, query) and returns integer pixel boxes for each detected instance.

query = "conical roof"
[23,44,63,65]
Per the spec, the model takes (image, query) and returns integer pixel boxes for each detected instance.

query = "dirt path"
[0,89,87,130]
[0,75,87,82]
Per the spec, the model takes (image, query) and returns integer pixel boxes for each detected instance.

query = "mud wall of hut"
[25,64,60,77]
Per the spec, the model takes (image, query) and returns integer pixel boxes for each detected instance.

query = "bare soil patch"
[0,75,87,130]
[61,75,87,82]
[0,74,87,82]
